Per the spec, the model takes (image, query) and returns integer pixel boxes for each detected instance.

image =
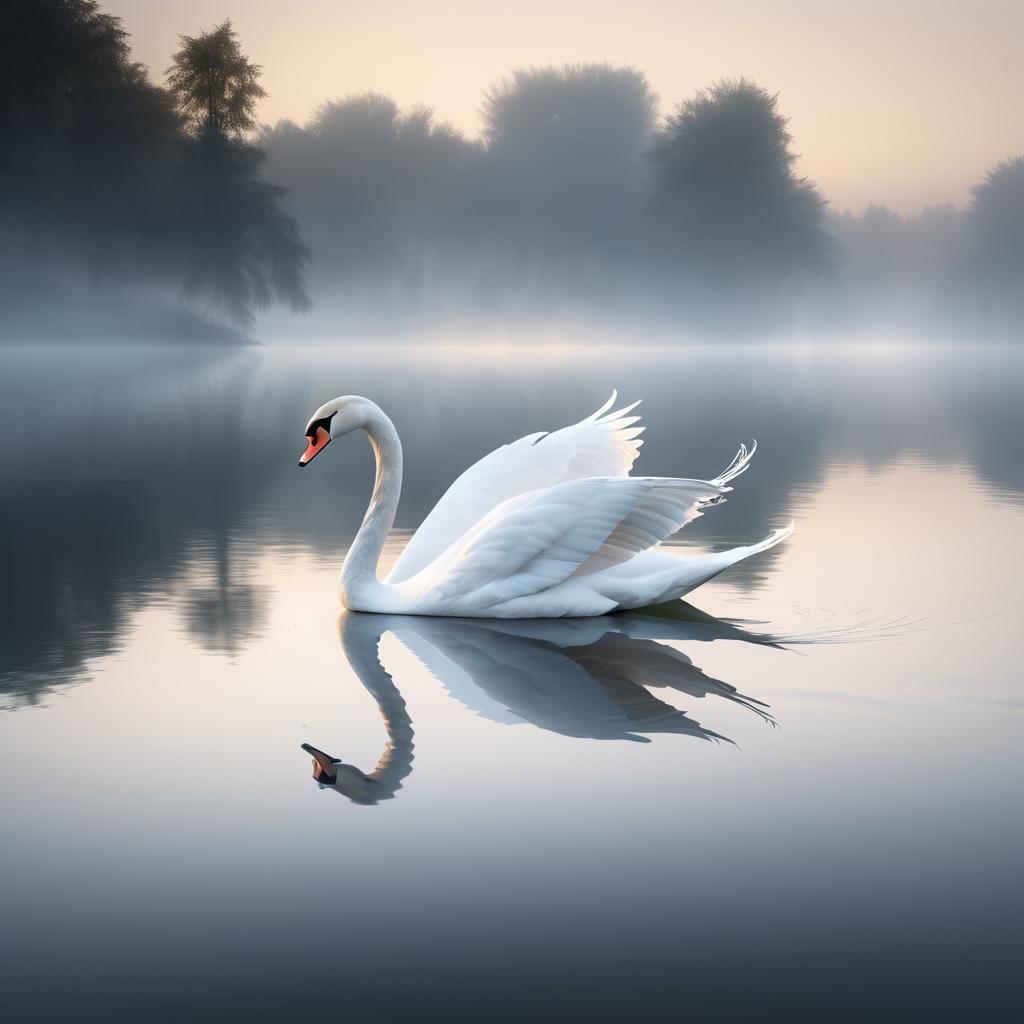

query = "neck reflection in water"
[303,602,783,806]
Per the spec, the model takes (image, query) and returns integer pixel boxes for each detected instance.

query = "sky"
[106,0,1023,213]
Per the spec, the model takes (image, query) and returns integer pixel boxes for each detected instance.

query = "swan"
[299,392,792,617]
[302,605,780,804]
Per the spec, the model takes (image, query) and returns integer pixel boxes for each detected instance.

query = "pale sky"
[106,0,1023,213]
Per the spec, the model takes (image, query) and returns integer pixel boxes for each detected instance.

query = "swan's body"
[299,393,792,618]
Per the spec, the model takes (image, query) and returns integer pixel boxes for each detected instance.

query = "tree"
[0,0,208,340]
[0,2,309,338]
[967,157,1024,282]
[0,0,182,272]
[260,93,480,303]
[166,20,309,329]
[177,136,311,330]
[476,64,657,304]
[648,79,831,285]
[482,64,656,224]
[963,156,1024,326]
[167,20,266,137]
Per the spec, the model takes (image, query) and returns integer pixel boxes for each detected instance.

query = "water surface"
[1,343,1021,1019]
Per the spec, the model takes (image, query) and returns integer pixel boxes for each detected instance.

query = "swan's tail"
[659,521,795,603]
[697,521,794,576]
[712,440,758,487]
[739,520,794,557]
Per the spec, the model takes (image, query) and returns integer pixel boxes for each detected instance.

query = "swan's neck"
[340,404,403,608]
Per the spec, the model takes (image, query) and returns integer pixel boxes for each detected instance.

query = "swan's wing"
[415,475,728,610]
[387,392,644,583]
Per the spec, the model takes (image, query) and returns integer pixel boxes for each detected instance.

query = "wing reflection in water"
[303,602,783,806]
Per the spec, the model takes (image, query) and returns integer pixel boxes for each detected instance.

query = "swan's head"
[298,395,369,467]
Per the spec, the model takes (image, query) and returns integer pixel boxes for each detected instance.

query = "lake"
[1,342,1021,1020]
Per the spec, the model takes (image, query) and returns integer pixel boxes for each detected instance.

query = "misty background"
[1,0,1021,343]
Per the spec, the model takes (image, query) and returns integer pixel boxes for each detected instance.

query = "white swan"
[298,392,792,617]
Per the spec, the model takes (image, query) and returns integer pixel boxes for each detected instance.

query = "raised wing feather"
[571,477,726,576]
[414,475,727,611]
[387,392,644,584]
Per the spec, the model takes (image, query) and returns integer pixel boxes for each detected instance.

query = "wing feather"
[387,392,644,583]
[570,478,725,576]
[413,475,728,611]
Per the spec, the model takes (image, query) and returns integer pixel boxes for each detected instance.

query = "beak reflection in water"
[301,603,785,807]
[301,743,340,783]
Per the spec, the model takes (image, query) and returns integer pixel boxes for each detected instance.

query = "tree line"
[1,0,1021,340]
[827,163,1024,331]
[260,71,837,331]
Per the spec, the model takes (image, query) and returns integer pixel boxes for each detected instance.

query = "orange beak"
[299,426,331,467]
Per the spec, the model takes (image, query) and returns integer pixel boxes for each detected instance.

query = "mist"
[2,1,1022,343]
[258,69,1022,341]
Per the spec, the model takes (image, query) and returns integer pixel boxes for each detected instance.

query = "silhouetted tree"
[167,20,266,137]
[825,203,967,331]
[482,65,656,215]
[648,79,831,287]
[161,20,309,328]
[261,93,480,311]
[177,135,311,329]
[469,64,657,305]
[0,0,182,280]
[0,1,309,337]
[829,204,904,288]
[965,157,1024,324]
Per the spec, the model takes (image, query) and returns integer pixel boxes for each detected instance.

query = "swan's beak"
[299,426,331,467]
[301,742,340,784]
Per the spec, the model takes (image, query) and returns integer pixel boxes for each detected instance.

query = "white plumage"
[299,392,792,617]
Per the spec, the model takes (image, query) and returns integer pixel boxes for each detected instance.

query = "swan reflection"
[303,603,782,805]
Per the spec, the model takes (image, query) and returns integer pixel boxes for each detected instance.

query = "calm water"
[1,343,1022,1020]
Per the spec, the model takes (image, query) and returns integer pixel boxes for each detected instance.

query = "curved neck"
[340,403,403,607]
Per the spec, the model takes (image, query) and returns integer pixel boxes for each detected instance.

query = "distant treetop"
[167,19,266,137]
